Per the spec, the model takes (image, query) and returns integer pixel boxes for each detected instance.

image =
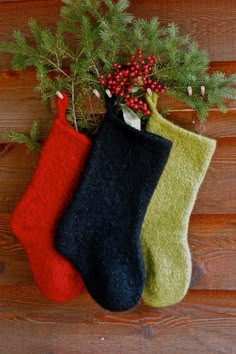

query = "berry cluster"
[99,50,167,116]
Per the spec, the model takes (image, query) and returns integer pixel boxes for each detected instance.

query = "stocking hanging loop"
[145,92,158,114]
[56,92,69,122]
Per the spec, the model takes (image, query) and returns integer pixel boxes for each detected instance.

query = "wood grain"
[193,137,236,214]
[0,213,235,290]
[0,137,235,214]
[1,67,236,143]
[168,110,236,138]
[0,71,54,141]
[0,287,235,353]
[129,0,236,62]
[189,214,236,289]
[0,1,236,352]
[1,0,236,67]
[0,143,39,213]
[0,0,38,2]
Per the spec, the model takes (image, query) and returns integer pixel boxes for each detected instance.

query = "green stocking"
[142,93,216,307]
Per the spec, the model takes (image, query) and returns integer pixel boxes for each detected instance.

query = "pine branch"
[3,121,41,152]
[1,0,236,129]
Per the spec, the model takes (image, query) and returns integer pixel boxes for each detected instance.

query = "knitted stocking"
[10,93,91,302]
[55,103,172,311]
[141,93,216,307]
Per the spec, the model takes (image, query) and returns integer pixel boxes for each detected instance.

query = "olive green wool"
[142,93,216,307]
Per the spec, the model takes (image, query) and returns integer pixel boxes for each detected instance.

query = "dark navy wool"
[55,103,172,311]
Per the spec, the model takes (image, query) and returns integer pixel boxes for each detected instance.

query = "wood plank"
[1,213,235,290]
[0,71,54,141]
[0,0,236,67]
[0,287,235,353]
[0,144,39,213]
[0,0,61,71]
[0,0,38,2]
[0,137,235,214]
[0,68,236,143]
[209,61,236,75]
[0,213,34,285]
[193,137,236,214]
[189,214,236,290]
[168,110,236,138]
[0,2,235,353]
[129,0,236,62]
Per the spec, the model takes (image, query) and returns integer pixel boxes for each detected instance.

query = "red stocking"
[11,93,92,302]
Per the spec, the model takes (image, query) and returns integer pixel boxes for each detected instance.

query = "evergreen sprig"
[3,120,41,152]
[0,0,236,135]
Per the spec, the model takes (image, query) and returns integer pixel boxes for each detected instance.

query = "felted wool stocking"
[55,102,172,311]
[10,93,91,302]
[141,93,216,307]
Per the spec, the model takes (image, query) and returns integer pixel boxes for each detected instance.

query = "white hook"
[93,89,101,99]
[147,88,152,96]
[105,89,112,98]
[187,86,193,97]
[201,86,206,97]
[56,91,64,99]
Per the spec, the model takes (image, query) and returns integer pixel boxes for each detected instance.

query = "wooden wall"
[0,1,235,353]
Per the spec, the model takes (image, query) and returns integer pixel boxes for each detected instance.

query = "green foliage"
[3,121,41,152]
[1,0,236,133]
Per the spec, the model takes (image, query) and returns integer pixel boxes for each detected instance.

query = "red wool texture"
[10,93,92,302]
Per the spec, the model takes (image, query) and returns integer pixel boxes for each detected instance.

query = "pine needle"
[2,120,41,153]
[1,0,236,128]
